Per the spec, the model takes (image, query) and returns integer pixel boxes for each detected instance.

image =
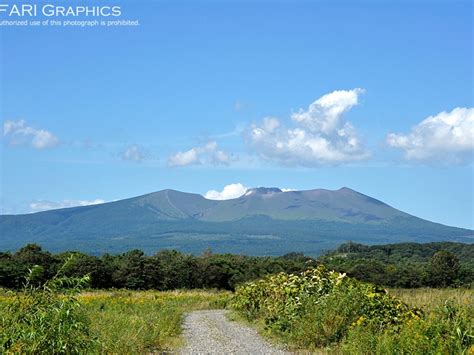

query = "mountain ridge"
[1,187,472,256]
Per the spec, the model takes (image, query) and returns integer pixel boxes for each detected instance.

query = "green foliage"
[1,244,60,288]
[59,252,111,289]
[0,244,315,291]
[232,266,422,348]
[232,267,473,353]
[428,250,460,287]
[1,241,472,291]
[342,300,473,354]
[0,256,98,354]
[321,241,473,287]
[0,252,27,289]
[81,290,231,353]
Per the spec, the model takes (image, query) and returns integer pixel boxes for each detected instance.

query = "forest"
[1,241,472,290]
[320,241,473,288]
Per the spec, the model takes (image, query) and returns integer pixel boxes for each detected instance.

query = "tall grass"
[388,287,473,310]
[342,299,473,354]
[341,288,473,354]
[79,289,230,353]
[1,260,97,354]
[1,288,230,354]
[1,253,231,354]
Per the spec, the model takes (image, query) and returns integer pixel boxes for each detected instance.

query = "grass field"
[0,288,231,353]
[1,286,472,354]
[78,290,231,353]
[388,287,473,310]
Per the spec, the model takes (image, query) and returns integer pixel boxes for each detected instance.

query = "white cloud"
[247,89,369,166]
[387,107,474,162]
[3,119,59,149]
[168,141,231,167]
[29,199,106,213]
[211,149,231,165]
[122,144,145,162]
[291,88,364,134]
[168,147,200,167]
[204,183,248,200]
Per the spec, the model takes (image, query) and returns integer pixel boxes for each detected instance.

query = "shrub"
[0,257,98,354]
[232,265,422,348]
[342,300,473,354]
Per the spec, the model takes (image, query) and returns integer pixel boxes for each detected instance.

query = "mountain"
[0,187,472,256]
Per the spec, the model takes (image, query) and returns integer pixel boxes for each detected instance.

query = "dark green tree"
[60,252,111,288]
[0,252,27,288]
[428,251,460,287]
[13,244,59,285]
[112,250,147,289]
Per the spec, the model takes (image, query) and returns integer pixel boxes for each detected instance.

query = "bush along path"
[179,310,289,354]
[232,266,473,354]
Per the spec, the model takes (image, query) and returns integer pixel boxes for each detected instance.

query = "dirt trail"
[179,310,290,354]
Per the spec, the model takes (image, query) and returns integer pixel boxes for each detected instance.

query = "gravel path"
[179,310,290,354]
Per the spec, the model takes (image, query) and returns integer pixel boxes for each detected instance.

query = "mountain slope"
[198,187,411,222]
[0,187,472,256]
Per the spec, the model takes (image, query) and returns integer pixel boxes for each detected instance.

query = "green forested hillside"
[1,188,472,255]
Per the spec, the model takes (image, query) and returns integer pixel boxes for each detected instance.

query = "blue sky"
[1,0,473,229]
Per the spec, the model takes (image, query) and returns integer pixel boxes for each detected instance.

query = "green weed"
[0,257,97,354]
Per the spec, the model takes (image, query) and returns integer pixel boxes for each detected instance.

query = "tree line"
[1,241,472,290]
[320,241,473,288]
[0,244,314,290]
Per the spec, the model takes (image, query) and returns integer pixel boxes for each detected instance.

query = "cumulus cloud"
[169,148,199,166]
[247,89,369,166]
[3,120,59,149]
[387,107,474,162]
[292,88,364,134]
[204,183,248,200]
[168,141,231,167]
[122,144,146,162]
[29,199,106,213]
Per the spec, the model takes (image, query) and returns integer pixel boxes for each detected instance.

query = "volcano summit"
[0,187,472,255]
